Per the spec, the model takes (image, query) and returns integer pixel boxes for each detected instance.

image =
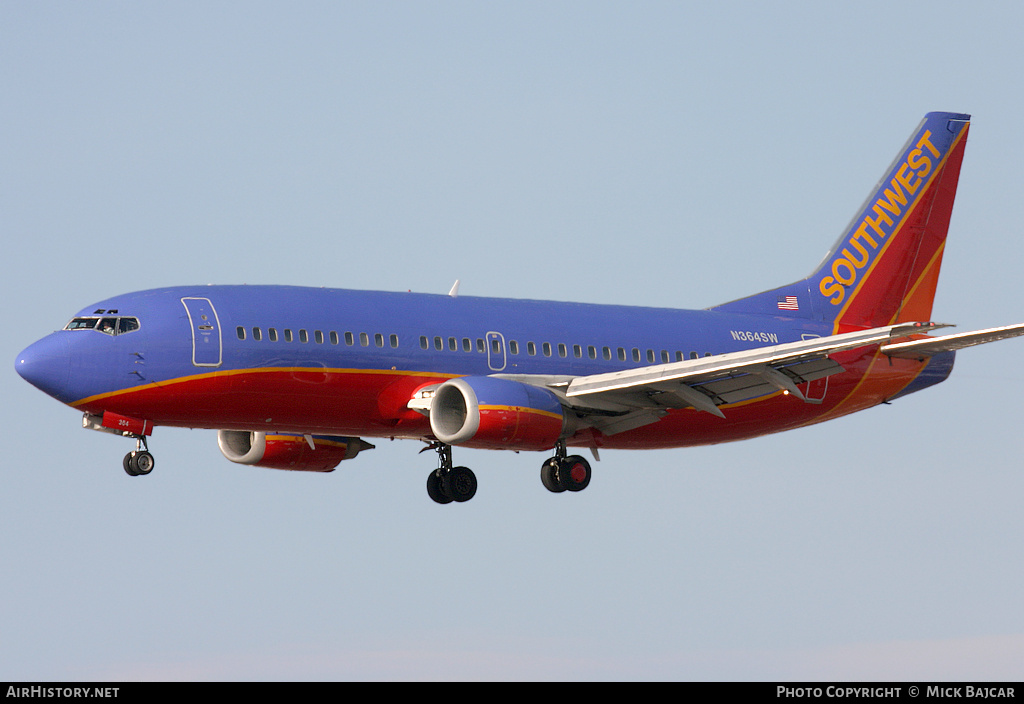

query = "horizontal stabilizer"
[881,323,1024,358]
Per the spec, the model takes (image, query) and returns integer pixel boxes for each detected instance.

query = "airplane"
[15,111,1024,504]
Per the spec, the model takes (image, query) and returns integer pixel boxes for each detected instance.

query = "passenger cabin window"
[66,316,140,336]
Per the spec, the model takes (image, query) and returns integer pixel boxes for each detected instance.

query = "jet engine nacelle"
[429,376,568,451]
[217,431,374,472]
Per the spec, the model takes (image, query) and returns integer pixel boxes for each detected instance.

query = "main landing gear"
[423,441,593,504]
[425,442,478,504]
[123,436,155,477]
[540,442,592,494]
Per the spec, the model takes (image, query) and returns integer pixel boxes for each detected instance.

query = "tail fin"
[713,112,970,331]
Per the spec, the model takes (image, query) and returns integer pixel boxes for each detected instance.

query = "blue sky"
[3,2,1023,681]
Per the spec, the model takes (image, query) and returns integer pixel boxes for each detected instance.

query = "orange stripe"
[478,404,563,421]
[831,127,968,333]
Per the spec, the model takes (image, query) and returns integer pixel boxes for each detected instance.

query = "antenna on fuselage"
[448,280,460,298]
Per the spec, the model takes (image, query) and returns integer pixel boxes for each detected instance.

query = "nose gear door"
[181,297,223,367]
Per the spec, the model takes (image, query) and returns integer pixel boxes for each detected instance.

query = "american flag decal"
[777,295,799,311]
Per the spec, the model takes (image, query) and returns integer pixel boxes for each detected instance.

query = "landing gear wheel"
[424,442,477,504]
[541,452,592,493]
[541,458,566,493]
[123,450,155,476]
[445,466,478,503]
[427,470,453,504]
[560,455,591,492]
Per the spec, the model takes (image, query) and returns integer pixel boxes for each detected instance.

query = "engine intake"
[429,376,568,451]
[217,431,374,472]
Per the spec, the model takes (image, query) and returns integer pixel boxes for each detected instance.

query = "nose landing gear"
[123,437,155,477]
[81,413,157,477]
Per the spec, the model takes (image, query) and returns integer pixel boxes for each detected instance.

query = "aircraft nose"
[15,334,72,402]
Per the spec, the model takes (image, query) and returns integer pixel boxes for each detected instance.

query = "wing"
[513,322,948,436]
[880,323,1024,359]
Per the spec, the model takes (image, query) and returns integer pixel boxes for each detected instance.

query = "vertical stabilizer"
[713,112,970,331]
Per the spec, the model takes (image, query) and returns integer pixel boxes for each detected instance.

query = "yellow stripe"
[478,404,563,421]
[265,434,350,448]
[889,241,946,324]
[809,127,969,426]
[830,127,968,333]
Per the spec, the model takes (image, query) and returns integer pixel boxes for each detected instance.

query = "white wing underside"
[495,321,1024,436]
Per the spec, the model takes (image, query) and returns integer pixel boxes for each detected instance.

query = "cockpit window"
[64,316,140,336]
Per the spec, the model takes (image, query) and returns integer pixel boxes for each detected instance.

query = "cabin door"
[181,297,223,367]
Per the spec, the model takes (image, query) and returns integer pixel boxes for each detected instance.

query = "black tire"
[123,452,139,477]
[444,466,478,503]
[560,455,591,492]
[132,451,155,475]
[540,458,566,493]
[427,470,453,504]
